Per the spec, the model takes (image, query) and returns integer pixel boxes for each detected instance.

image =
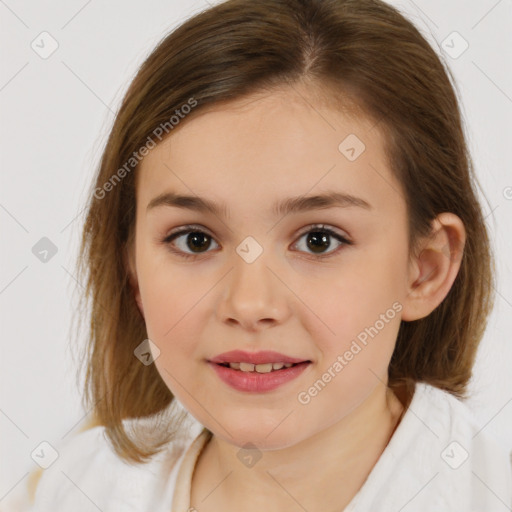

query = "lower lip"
[208,361,311,392]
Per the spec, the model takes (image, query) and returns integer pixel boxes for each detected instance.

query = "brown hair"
[72,0,494,464]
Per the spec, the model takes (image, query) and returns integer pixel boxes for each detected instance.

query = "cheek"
[298,252,404,365]
[141,270,210,401]
[306,262,402,320]
[138,262,208,360]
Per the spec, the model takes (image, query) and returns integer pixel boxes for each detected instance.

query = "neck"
[191,382,407,512]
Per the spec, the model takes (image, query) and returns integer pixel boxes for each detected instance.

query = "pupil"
[187,232,211,253]
[307,232,329,253]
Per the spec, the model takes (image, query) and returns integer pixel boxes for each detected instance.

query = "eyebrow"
[146,191,372,218]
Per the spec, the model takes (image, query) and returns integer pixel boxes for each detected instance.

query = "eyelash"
[162,223,353,261]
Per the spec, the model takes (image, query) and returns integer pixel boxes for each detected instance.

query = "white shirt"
[17,383,512,511]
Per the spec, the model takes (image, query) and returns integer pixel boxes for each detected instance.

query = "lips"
[209,350,309,365]
[209,360,311,392]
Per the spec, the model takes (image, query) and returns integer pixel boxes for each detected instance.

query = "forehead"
[136,86,403,218]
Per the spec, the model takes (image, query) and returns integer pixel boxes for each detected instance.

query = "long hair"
[73,0,495,464]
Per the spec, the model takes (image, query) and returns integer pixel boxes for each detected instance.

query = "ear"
[401,212,466,321]
[124,241,144,319]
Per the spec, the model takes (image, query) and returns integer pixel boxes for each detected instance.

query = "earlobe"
[401,213,465,321]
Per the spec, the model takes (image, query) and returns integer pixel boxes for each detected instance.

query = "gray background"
[1,0,511,506]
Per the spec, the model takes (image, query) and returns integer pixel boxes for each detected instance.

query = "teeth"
[226,362,297,372]
[255,363,273,373]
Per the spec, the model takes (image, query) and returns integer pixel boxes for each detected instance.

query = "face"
[128,85,412,450]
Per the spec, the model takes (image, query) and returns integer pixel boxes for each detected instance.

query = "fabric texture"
[19,383,512,512]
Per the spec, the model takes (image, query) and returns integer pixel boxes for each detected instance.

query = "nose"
[216,251,291,332]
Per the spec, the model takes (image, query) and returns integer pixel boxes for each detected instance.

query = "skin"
[126,83,466,511]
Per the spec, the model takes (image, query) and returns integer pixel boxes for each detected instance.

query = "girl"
[23,0,512,510]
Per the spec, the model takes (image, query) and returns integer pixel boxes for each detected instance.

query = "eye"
[291,224,352,258]
[162,223,352,260]
[163,224,219,259]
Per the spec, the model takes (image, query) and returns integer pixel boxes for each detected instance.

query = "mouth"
[208,360,312,392]
[215,361,311,373]
[207,350,312,391]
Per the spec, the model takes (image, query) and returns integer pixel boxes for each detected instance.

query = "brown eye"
[163,226,219,259]
[304,231,332,253]
[182,232,212,253]
[163,223,352,261]
[292,225,352,257]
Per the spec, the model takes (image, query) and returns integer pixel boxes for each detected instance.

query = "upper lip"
[209,350,309,365]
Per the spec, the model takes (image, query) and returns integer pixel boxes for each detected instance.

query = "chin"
[211,417,307,451]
